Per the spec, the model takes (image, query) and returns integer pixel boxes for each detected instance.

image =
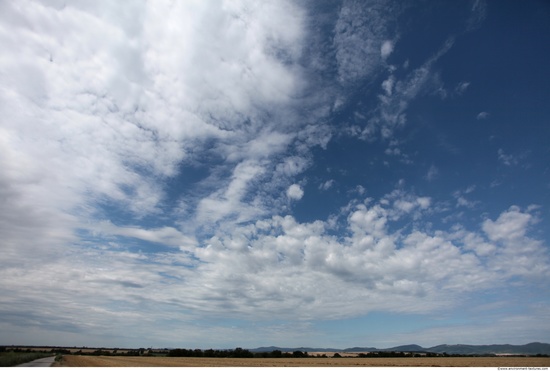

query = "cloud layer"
[1,0,549,348]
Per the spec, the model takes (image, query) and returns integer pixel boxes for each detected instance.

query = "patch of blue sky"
[77,226,180,255]
[112,237,179,254]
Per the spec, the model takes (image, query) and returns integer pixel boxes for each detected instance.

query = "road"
[16,356,56,367]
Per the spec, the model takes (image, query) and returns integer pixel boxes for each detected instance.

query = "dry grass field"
[56,355,550,367]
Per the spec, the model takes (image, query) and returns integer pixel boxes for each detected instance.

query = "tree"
[232,348,253,358]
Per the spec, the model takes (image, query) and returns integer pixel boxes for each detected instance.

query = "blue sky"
[1,0,549,349]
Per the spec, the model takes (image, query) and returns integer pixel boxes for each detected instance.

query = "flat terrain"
[16,356,56,367]
[56,355,550,367]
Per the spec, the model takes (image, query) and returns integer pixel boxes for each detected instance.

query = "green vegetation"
[168,347,254,358]
[0,351,53,367]
[167,347,317,358]
[167,348,550,359]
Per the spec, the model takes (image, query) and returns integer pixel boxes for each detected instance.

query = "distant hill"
[425,342,550,355]
[384,344,426,352]
[251,342,550,355]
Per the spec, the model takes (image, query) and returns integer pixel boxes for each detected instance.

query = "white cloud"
[287,184,304,200]
[276,156,311,177]
[482,206,532,242]
[452,186,478,209]
[186,194,550,321]
[93,221,197,250]
[498,149,512,164]
[416,197,432,209]
[477,111,489,119]
[333,0,398,84]
[455,81,470,94]
[385,146,401,156]
[381,75,395,96]
[357,185,366,195]
[0,0,322,342]
[464,185,476,194]
[425,164,439,181]
[1,179,549,346]
[497,148,528,166]
[468,0,487,31]
[0,0,321,240]
[319,179,335,191]
[196,160,267,226]
[0,0,547,349]
[362,37,455,140]
[381,40,394,59]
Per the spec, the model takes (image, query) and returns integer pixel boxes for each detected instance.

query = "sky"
[1,0,549,350]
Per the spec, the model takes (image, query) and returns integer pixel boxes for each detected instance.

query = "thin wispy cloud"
[361,36,455,141]
[477,111,489,120]
[498,149,529,167]
[455,81,471,95]
[425,165,439,182]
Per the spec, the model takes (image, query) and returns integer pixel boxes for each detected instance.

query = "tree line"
[167,348,313,358]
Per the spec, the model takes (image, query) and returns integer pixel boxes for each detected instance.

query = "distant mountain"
[426,342,550,355]
[251,342,550,355]
[384,344,426,352]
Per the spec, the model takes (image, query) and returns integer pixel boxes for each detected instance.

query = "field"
[56,355,550,367]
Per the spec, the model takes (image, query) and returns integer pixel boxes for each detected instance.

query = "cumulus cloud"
[2,165,550,345]
[287,184,304,200]
[381,40,394,59]
[276,156,311,177]
[482,206,533,242]
[0,0,326,344]
[185,194,549,321]
[0,0,330,240]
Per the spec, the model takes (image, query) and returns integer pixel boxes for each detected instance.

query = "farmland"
[56,355,550,367]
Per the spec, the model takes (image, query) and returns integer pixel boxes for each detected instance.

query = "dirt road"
[16,356,56,367]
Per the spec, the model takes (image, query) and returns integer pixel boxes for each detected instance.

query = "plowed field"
[56,355,550,367]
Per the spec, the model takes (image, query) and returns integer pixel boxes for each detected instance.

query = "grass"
[0,352,53,367]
